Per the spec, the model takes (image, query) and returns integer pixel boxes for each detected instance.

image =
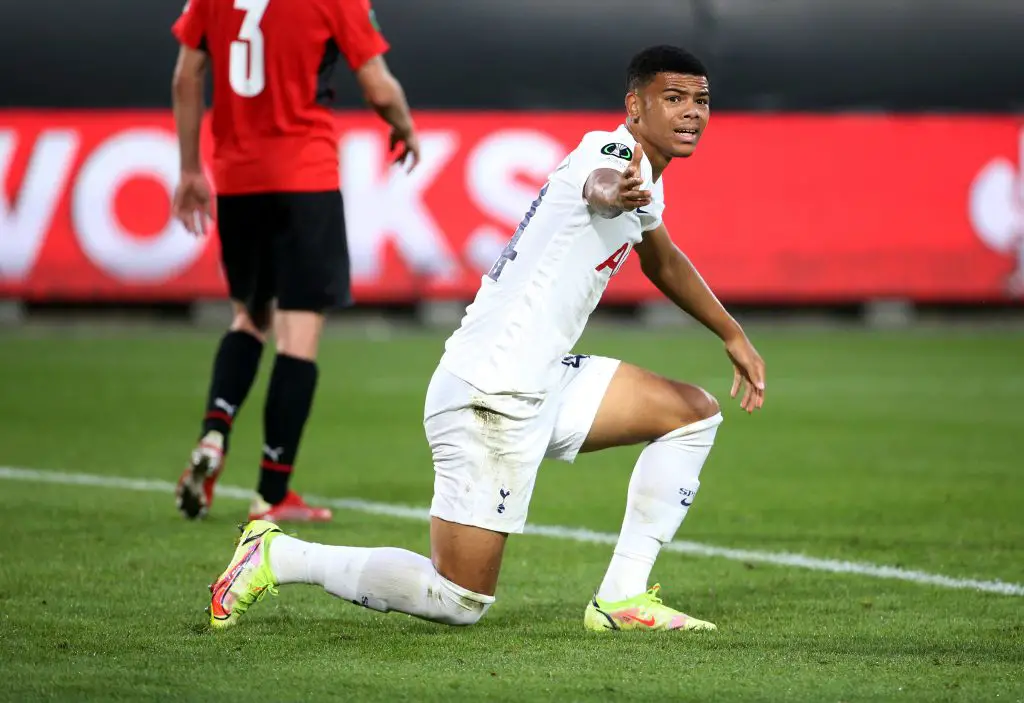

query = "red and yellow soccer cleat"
[208,520,282,629]
[248,490,332,523]
[584,584,717,632]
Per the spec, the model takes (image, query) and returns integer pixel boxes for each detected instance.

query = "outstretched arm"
[583,143,651,218]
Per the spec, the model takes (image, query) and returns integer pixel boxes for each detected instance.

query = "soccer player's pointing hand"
[616,143,652,211]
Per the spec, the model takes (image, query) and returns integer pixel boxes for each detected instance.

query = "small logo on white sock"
[497,487,511,514]
[214,398,238,417]
[679,487,696,508]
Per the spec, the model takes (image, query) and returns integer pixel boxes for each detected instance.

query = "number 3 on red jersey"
[230,0,270,98]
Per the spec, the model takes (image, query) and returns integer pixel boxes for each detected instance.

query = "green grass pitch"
[0,325,1022,702]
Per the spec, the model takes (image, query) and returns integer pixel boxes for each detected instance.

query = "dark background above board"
[2,0,1022,112]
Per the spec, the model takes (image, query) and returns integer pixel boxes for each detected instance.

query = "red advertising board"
[1,110,1022,303]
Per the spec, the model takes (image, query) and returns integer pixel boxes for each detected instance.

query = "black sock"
[201,330,264,450]
[258,354,318,505]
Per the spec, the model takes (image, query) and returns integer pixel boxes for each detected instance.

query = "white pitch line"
[2,466,1022,597]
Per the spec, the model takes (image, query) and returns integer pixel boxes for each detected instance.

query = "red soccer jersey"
[172,0,388,194]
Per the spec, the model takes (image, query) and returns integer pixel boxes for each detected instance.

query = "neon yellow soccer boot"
[584,584,717,632]
[207,520,283,629]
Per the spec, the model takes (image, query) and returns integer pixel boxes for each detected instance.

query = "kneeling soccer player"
[207,44,766,633]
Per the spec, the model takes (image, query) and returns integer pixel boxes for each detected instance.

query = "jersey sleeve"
[559,131,637,191]
[171,0,207,50]
[331,0,391,71]
[642,191,665,231]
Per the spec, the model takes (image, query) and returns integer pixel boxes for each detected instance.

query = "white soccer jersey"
[439,123,666,395]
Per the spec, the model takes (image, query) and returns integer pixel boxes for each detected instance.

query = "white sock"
[268,535,494,626]
[597,412,722,602]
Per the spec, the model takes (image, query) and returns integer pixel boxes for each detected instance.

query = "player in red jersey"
[170,0,418,523]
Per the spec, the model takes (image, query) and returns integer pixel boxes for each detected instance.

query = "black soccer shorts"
[215,190,352,320]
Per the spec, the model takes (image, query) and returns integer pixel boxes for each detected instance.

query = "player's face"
[636,73,710,159]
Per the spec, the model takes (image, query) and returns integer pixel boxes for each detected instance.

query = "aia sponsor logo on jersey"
[595,243,632,276]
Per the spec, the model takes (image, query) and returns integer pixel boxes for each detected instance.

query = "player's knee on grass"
[352,547,494,627]
[431,574,493,627]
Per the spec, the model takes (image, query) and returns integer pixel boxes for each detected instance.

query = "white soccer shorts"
[424,354,620,534]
